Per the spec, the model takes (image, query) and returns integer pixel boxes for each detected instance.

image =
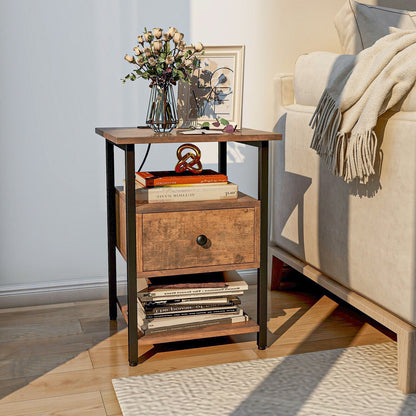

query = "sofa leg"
[270,256,284,290]
[397,327,416,393]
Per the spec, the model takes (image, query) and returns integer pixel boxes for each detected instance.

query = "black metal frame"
[105,138,269,365]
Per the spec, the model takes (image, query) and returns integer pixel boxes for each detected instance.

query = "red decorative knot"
[175,143,203,173]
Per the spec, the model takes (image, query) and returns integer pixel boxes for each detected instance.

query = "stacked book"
[136,271,249,334]
[124,169,238,203]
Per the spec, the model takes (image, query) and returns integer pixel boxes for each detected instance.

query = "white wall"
[191,0,346,130]
[0,0,190,305]
[3,0,397,306]
[190,0,345,197]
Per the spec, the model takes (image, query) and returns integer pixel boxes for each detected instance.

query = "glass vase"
[146,82,178,133]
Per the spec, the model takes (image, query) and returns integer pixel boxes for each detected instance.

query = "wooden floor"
[0,274,395,416]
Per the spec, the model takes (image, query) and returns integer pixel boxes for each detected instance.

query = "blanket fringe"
[310,90,341,157]
[344,130,377,184]
[310,90,377,184]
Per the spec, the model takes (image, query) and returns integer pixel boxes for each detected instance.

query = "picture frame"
[177,45,245,129]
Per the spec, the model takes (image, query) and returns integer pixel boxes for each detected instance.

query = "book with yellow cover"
[122,181,238,203]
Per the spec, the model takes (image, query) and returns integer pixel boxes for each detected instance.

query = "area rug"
[112,342,416,416]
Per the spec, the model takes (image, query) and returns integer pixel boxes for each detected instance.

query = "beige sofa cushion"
[334,0,416,54]
[294,51,416,112]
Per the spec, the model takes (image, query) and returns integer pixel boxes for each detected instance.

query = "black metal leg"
[257,141,269,349]
[124,144,138,366]
[106,140,117,320]
[218,142,227,175]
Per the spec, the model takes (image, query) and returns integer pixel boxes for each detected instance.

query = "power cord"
[135,126,151,172]
[137,143,151,172]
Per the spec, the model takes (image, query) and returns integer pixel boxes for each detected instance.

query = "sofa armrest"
[294,51,416,111]
[294,51,347,106]
[273,73,294,120]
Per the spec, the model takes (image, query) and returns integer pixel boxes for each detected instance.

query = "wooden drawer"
[115,189,260,278]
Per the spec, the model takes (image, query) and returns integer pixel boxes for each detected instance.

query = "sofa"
[269,0,416,393]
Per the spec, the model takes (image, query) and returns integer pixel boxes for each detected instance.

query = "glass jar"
[146,82,178,133]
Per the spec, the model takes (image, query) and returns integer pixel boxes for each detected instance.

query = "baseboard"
[0,277,128,309]
[0,270,257,309]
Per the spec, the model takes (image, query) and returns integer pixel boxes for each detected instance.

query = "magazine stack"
[136,271,249,334]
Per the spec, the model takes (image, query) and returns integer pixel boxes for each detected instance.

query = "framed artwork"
[177,45,245,128]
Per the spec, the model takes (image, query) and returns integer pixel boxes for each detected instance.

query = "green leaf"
[220,118,229,126]
[201,122,210,128]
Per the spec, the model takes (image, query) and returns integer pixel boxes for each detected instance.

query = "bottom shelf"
[117,297,259,345]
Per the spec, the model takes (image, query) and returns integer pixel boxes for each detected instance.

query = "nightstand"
[95,127,281,365]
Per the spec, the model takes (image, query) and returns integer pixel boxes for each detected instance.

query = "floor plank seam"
[0,390,102,406]
[99,390,109,416]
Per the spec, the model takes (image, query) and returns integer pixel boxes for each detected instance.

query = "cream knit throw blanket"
[310,30,416,183]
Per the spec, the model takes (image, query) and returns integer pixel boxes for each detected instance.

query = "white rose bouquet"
[123,27,204,86]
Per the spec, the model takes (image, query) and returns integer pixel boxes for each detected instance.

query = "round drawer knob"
[196,234,208,246]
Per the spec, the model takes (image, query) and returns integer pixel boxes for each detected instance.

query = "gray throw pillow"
[334,0,416,54]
